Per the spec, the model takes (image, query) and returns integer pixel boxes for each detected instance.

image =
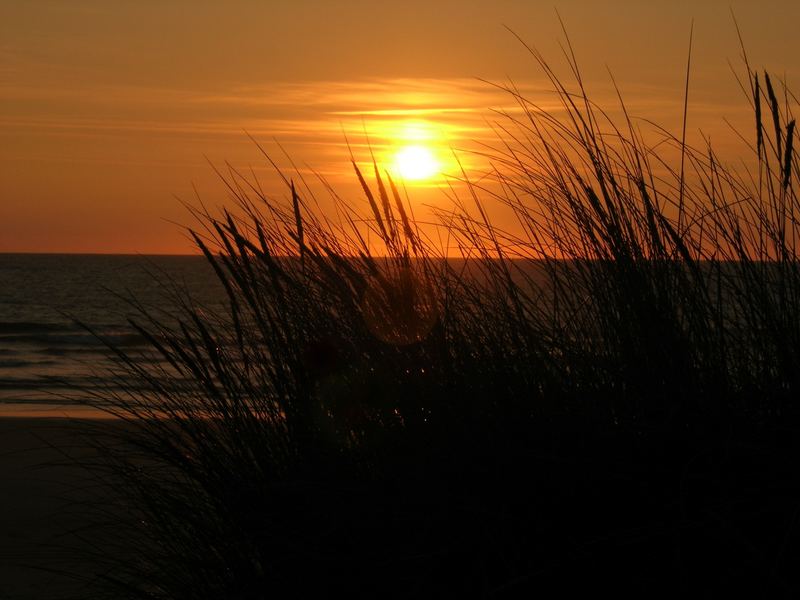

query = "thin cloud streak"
[1,75,755,185]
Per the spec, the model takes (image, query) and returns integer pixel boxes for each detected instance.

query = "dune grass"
[70,40,800,598]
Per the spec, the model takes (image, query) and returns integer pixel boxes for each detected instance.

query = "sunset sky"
[2,0,799,254]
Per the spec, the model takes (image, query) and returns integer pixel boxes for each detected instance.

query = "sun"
[393,145,440,181]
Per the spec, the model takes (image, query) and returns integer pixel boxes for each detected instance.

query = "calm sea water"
[0,253,752,416]
[0,254,224,416]
[0,253,529,416]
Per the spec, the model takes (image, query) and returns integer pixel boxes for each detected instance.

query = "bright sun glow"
[393,145,440,180]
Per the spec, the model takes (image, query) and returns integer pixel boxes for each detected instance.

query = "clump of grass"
[73,36,800,598]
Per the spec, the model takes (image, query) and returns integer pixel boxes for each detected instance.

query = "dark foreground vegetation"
[73,40,800,597]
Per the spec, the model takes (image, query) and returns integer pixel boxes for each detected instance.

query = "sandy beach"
[0,417,121,599]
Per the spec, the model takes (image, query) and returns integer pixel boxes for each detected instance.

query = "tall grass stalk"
[73,43,800,597]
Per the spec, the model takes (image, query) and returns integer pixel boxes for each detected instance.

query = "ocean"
[0,253,763,417]
[0,254,224,416]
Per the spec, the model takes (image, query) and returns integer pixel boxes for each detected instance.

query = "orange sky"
[2,0,799,254]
